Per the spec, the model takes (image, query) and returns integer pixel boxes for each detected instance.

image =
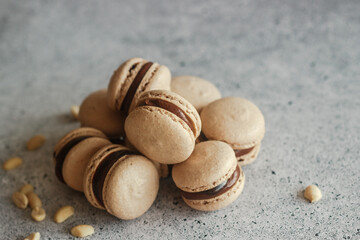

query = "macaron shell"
[62,137,111,192]
[124,137,139,152]
[107,58,146,110]
[171,76,221,112]
[103,155,159,220]
[172,141,237,192]
[83,144,129,209]
[152,161,169,178]
[125,106,195,164]
[201,97,265,149]
[136,90,201,138]
[127,64,171,113]
[183,169,245,211]
[159,163,169,178]
[53,127,107,161]
[79,89,126,137]
[238,143,261,166]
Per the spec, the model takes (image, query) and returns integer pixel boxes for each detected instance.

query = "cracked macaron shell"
[107,57,171,112]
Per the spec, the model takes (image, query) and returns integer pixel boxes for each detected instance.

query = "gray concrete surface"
[0,0,359,239]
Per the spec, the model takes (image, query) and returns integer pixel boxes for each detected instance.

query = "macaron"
[107,57,171,114]
[152,161,169,178]
[171,76,221,112]
[123,137,169,178]
[200,97,265,166]
[79,89,126,138]
[53,127,111,191]
[172,141,245,211]
[83,144,159,220]
[124,90,201,164]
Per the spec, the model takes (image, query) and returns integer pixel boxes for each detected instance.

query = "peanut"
[24,232,40,240]
[54,205,74,223]
[71,105,80,120]
[70,224,94,238]
[26,135,46,151]
[20,184,34,195]
[27,192,42,209]
[304,185,322,203]
[31,207,46,222]
[12,192,28,209]
[3,157,22,171]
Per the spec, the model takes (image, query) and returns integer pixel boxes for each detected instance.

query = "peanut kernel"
[27,135,46,151]
[71,224,94,238]
[3,157,22,171]
[304,185,322,203]
[12,192,28,209]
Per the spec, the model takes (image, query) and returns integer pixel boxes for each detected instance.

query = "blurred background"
[0,1,359,239]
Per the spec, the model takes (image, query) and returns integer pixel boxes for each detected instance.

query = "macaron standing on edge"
[171,75,221,112]
[172,141,245,211]
[53,127,111,192]
[83,144,159,220]
[79,89,126,139]
[200,97,265,166]
[107,57,171,114]
[124,90,201,164]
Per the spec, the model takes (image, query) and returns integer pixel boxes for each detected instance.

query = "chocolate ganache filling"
[181,165,241,200]
[139,99,196,136]
[54,136,91,183]
[199,132,254,160]
[234,147,254,159]
[121,62,153,114]
[92,149,135,207]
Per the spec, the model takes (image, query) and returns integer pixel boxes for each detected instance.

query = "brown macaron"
[200,97,265,165]
[53,128,111,192]
[171,75,221,112]
[107,57,171,114]
[79,89,126,138]
[124,90,201,164]
[83,144,159,220]
[172,141,245,211]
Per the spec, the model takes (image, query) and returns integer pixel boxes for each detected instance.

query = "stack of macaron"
[53,57,265,220]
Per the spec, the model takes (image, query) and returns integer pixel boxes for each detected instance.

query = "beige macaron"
[200,97,265,166]
[172,141,245,211]
[122,137,170,178]
[107,57,171,114]
[79,89,126,138]
[124,90,201,164]
[151,161,170,178]
[53,128,111,191]
[171,76,221,112]
[83,144,159,220]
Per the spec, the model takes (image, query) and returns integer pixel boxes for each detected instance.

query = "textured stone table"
[1,1,359,239]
